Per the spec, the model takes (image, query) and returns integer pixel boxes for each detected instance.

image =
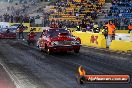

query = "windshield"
[47,29,71,37]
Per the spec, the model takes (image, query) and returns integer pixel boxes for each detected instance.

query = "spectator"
[102,25,108,39]
[106,20,116,41]
[128,23,132,33]
[17,24,25,39]
[10,15,13,23]
[93,22,99,33]
[76,23,81,31]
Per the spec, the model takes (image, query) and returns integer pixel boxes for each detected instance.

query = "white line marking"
[0,61,21,88]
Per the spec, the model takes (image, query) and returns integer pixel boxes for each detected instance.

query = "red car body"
[37,28,81,54]
[0,29,16,39]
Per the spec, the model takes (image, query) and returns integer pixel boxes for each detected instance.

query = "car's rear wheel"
[74,49,80,53]
[27,41,30,46]
[47,48,52,55]
[40,48,43,52]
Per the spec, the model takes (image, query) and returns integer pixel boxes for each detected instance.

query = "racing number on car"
[90,35,98,44]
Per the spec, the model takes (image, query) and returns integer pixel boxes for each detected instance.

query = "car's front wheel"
[74,49,80,53]
[45,45,52,54]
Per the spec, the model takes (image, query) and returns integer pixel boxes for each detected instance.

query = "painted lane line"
[0,61,21,88]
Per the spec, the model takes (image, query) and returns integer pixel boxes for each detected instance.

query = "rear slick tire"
[47,48,51,55]
[74,49,80,53]
[45,45,52,55]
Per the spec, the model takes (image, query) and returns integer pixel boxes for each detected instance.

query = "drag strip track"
[0,40,132,88]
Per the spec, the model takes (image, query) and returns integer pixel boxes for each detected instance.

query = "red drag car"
[0,28,16,39]
[37,28,81,54]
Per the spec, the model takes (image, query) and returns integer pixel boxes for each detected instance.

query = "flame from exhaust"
[78,66,86,76]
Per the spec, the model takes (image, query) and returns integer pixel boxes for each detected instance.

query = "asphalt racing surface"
[0,64,15,88]
[0,38,132,88]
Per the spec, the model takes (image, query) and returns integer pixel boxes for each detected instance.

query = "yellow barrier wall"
[29,27,43,32]
[109,40,132,52]
[9,23,43,32]
[68,28,129,33]
[9,23,30,32]
[115,30,128,33]
[68,28,76,32]
[72,32,106,48]
[130,34,132,37]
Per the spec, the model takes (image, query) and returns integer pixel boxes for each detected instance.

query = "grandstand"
[0,0,131,30]
[48,0,105,28]
[105,0,132,29]
[47,0,132,30]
